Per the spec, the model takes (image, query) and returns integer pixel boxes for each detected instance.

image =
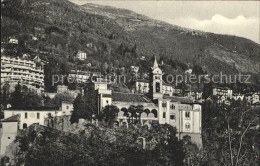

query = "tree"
[23,90,43,108]
[100,105,119,126]
[102,62,109,74]
[201,101,259,166]
[70,94,87,124]
[10,83,23,109]
[52,92,74,107]
[128,105,137,123]
[1,82,10,108]
[135,105,144,123]
[14,122,185,166]
[84,83,98,116]
[0,104,4,119]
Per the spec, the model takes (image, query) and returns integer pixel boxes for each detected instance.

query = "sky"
[69,0,260,44]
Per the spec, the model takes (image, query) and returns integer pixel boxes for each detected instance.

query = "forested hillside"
[1,0,260,91]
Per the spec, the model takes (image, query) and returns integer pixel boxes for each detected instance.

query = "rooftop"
[6,106,60,111]
[2,114,20,122]
[163,95,194,104]
[134,79,149,83]
[103,92,152,103]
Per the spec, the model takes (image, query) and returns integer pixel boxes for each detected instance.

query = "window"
[23,123,27,129]
[185,112,190,119]
[170,114,175,120]
[25,113,28,119]
[66,106,69,109]
[162,102,167,108]
[156,82,160,92]
[37,113,40,119]
[170,104,175,109]
[163,112,166,119]
[185,123,190,131]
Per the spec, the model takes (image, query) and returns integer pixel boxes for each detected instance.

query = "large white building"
[3,109,62,130]
[1,56,44,93]
[98,58,202,147]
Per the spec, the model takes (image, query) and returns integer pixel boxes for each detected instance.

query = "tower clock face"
[30,113,35,118]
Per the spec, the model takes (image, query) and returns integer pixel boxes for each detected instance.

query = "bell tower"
[150,57,163,100]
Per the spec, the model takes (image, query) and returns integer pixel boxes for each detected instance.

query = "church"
[97,58,202,147]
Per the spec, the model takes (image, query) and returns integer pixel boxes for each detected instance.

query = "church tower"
[150,57,163,100]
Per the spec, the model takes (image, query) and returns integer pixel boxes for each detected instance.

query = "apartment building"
[1,56,44,93]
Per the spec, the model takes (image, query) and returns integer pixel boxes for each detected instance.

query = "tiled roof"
[104,92,152,103]
[2,114,20,122]
[163,95,194,104]
[6,106,60,111]
[134,79,150,83]
[213,86,230,90]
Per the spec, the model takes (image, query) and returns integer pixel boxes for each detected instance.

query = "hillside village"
[0,0,260,165]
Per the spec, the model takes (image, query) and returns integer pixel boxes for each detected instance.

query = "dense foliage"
[10,83,43,109]
[2,0,260,93]
[14,123,186,166]
[200,99,259,165]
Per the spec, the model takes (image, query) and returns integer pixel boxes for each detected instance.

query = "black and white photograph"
[0,0,259,165]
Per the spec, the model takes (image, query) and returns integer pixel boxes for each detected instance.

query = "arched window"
[151,109,158,118]
[185,123,190,131]
[144,109,150,115]
[23,123,27,129]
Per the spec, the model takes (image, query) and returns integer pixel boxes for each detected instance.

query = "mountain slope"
[1,0,260,86]
[82,3,260,75]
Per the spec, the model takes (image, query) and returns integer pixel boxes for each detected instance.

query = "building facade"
[0,114,20,156]
[61,101,74,115]
[1,56,44,93]
[212,87,233,97]
[4,109,62,129]
[98,58,202,147]
[76,51,87,60]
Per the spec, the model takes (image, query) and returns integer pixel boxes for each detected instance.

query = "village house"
[3,108,62,130]
[245,92,260,104]
[212,87,233,97]
[61,101,74,115]
[232,93,244,101]
[0,115,20,156]
[68,70,91,84]
[76,51,87,60]
[130,66,139,73]
[8,38,18,44]
[185,69,193,74]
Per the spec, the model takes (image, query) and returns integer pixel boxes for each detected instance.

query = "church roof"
[1,114,20,122]
[163,95,194,104]
[103,92,152,103]
[134,79,150,83]
[152,56,159,70]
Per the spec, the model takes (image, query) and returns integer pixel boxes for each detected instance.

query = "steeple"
[150,56,163,100]
[152,56,158,69]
